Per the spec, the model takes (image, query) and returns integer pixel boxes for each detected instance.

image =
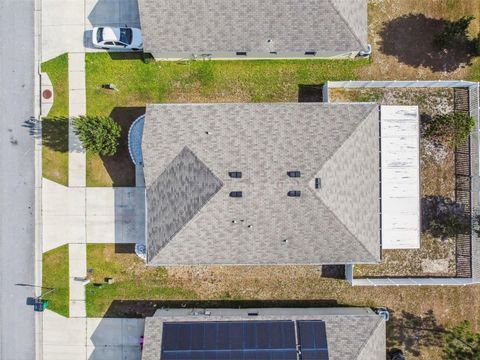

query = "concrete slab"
[42,179,85,215]
[42,0,85,26]
[43,345,87,360]
[85,0,141,29]
[69,71,86,90]
[42,25,85,61]
[43,216,86,251]
[86,318,144,347]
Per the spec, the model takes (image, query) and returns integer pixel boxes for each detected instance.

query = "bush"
[433,16,474,50]
[73,115,121,156]
[424,112,475,148]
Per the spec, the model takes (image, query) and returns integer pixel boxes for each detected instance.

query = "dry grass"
[364,0,480,80]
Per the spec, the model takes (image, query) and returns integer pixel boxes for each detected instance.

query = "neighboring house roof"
[138,0,368,54]
[141,308,386,360]
[142,103,381,265]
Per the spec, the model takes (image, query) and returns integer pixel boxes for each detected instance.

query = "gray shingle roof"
[138,0,368,54]
[141,308,385,360]
[143,103,381,265]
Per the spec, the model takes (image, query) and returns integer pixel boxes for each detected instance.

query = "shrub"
[433,16,474,50]
[424,112,475,148]
[73,115,121,156]
[444,321,480,360]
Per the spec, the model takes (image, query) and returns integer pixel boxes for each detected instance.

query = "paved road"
[0,0,36,359]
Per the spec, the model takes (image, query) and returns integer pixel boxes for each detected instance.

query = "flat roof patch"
[380,105,420,249]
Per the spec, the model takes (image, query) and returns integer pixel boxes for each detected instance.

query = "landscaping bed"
[41,54,69,185]
[331,87,458,277]
[42,245,69,317]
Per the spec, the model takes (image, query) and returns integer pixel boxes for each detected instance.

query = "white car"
[92,26,143,50]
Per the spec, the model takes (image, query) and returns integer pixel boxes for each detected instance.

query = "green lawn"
[41,54,69,185]
[86,53,368,116]
[42,245,69,317]
[85,244,197,317]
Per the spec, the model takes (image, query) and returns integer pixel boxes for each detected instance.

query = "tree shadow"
[99,107,145,187]
[379,14,473,72]
[421,195,470,239]
[41,117,69,153]
[387,309,445,357]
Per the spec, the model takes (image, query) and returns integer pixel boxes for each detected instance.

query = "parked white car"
[92,26,143,50]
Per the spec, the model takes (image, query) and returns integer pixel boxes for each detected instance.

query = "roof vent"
[205,131,211,135]
[247,224,253,229]
[236,51,247,56]
[229,171,242,178]
[287,190,301,197]
[315,178,321,189]
[229,191,243,198]
[305,51,316,56]
[287,171,301,178]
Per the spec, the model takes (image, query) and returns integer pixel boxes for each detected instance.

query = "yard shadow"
[298,84,324,102]
[41,117,69,153]
[387,309,445,357]
[379,14,472,72]
[99,107,145,187]
[421,195,470,239]
[102,299,341,318]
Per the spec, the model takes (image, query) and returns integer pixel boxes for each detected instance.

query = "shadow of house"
[102,299,341,318]
[298,84,324,102]
[379,14,472,72]
[98,107,145,187]
[387,309,445,357]
[87,0,140,28]
[88,316,144,360]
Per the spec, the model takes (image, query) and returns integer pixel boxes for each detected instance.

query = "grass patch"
[42,245,69,317]
[85,53,368,116]
[41,54,69,185]
[85,244,197,317]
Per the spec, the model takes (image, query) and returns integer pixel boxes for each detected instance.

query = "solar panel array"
[297,321,329,360]
[161,320,329,360]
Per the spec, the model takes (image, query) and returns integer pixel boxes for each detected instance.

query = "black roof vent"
[229,171,242,178]
[287,171,301,178]
[230,191,243,198]
[236,51,247,56]
[287,190,301,197]
[315,178,321,189]
[305,51,316,56]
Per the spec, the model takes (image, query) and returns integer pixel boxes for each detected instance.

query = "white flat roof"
[381,106,420,249]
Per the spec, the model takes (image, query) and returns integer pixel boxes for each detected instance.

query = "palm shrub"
[424,112,475,148]
[73,115,121,156]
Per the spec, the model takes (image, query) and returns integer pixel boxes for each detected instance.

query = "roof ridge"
[327,0,367,50]
[148,146,223,263]
[309,103,379,261]
[353,316,384,359]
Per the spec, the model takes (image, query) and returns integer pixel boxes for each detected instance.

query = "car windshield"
[96,27,104,42]
[119,28,133,44]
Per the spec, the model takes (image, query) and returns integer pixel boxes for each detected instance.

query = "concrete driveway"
[42,0,141,61]
[43,310,144,360]
[42,179,145,252]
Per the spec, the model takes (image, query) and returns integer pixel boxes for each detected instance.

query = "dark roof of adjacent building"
[142,103,381,265]
[141,308,386,360]
[138,0,368,54]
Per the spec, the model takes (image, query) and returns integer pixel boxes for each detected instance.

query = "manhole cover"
[42,89,52,99]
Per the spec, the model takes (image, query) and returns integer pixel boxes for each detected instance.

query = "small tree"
[424,112,475,148]
[444,321,480,359]
[433,16,474,49]
[73,115,121,156]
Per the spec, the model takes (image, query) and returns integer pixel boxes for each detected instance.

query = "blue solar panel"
[161,321,297,360]
[297,321,329,360]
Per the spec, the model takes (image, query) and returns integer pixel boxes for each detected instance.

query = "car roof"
[101,27,121,42]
